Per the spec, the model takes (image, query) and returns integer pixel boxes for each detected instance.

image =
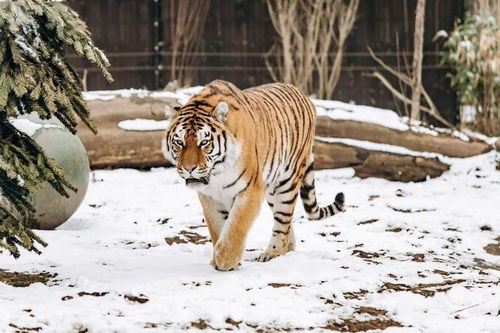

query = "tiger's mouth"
[185,177,209,186]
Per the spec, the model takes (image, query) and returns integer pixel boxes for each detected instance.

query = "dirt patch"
[343,289,369,300]
[480,225,493,231]
[124,294,149,304]
[319,232,341,237]
[62,291,148,304]
[165,230,209,245]
[387,205,436,213]
[409,253,425,262]
[484,237,500,256]
[386,227,403,232]
[323,318,403,332]
[379,279,465,297]
[156,217,170,225]
[474,258,500,271]
[0,270,56,287]
[352,250,383,259]
[182,281,212,287]
[268,283,303,289]
[62,291,108,301]
[144,322,171,329]
[225,318,242,328]
[78,291,109,297]
[181,316,403,332]
[356,307,387,316]
[358,219,379,225]
[191,320,212,330]
[8,323,42,332]
[368,195,380,201]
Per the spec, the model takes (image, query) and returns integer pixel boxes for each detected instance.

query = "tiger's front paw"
[257,246,287,262]
[213,240,242,271]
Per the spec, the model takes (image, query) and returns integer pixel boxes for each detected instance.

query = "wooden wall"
[68,0,464,124]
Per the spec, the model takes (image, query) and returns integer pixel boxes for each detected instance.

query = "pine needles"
[0,0,112,257]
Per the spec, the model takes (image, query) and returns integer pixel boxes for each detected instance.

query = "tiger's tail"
[300,155,345,220]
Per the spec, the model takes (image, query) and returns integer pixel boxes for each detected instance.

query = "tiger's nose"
[185,165,197,173]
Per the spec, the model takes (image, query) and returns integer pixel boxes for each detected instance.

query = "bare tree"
[266,0,359,99]
[410,0,426,120]
[367,0,453,128]
[168,0,210,87]
[315,0,359,99]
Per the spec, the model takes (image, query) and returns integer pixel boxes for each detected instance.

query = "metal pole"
[152,0,163,90]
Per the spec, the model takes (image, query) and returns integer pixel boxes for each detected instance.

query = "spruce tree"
[0,0,112,257]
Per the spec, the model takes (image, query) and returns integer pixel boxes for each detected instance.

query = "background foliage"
[438,11,499,135]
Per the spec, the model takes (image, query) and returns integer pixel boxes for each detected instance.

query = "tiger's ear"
[213,101,229,122]
[165,104,181,118]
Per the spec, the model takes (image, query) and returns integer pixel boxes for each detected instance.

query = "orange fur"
[163,80,345,271]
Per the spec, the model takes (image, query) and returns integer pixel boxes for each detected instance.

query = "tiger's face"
[162,101,235,189]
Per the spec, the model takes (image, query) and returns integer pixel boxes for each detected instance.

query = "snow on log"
[76,96,175,169]
[316,116,492,158]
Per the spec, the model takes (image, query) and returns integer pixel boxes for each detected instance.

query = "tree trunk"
[410,0,426,120]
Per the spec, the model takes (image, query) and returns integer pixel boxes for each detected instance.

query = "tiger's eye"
[200,139,209,146]
[174,139,183,147]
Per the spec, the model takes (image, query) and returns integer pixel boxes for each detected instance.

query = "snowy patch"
[9,118,62,136]
[313,99,409,131]
[118,119,169,132]
[316,136,450,162]
[435,30,448,38]
[0,152,498,332]
[83,89,150,101]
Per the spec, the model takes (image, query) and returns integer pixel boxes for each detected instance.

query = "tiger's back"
[241,83,317,187]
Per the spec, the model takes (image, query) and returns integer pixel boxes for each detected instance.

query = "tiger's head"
[162,100,238,189]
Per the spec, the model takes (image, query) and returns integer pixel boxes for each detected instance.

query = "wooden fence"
[68,0,464,124]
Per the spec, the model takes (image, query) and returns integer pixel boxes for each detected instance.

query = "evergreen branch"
[0,0,112,257]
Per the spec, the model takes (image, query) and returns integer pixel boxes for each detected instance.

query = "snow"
[1,150,499,332]
[315,137,450,162]
[118,119,169,132]
[9,118,61,136]
[435,30,448,38]
[312,99,474,142]
[82,87,204,106]
[83,89,150,101]
[313,99,409,131]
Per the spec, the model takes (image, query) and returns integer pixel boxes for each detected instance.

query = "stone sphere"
[14,114,90,230]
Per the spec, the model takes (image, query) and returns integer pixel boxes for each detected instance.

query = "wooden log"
[316,116,492,158]
[313,140,449,182]
[76,96,174,169]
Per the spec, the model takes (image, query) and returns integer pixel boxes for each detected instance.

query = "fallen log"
[316,116,492,158]
[76,96,174,169]
[313,140,449,182]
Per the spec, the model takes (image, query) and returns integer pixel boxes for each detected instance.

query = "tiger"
[162,80,345,271]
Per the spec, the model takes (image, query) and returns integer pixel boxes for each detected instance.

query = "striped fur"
[162,80,345,271]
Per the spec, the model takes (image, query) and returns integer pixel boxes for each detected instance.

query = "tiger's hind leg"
[258,184,300,262]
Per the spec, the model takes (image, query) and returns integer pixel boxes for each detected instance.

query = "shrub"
[437,13,500,136]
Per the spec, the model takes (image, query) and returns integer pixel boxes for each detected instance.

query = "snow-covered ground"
[2,87,499,332]
[0,149,499,332]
